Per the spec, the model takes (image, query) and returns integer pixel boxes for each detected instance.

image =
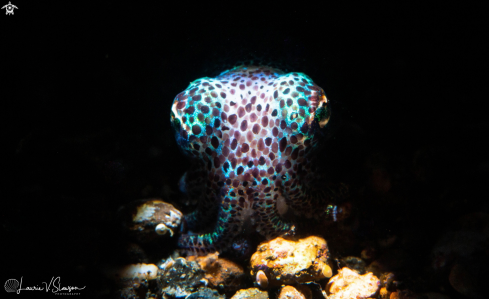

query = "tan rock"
[231,287,269,299]
[278,285,312,299]
[390,292,400,299]
[187,252,245,294]
[250,236,332,288]
[327,267,380,299]
[121,199,183,242]
[379,287,391,299]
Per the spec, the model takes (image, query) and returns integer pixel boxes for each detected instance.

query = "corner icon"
[2,2,18,15]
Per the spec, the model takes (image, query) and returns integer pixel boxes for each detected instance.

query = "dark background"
[2,2,488,298]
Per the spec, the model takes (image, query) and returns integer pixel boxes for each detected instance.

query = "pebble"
[120,199,183,242]
[250,236,332,287]
[230,287,269,299]
[326,267,380,299]
[277,285,312,299]
[187,252,246,295]
[185,287,225,299]
[157,256,205,298]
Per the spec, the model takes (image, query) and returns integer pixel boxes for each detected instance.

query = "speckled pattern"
[171,66,331,254]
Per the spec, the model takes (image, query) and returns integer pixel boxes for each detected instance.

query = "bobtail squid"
[171,65,332,255]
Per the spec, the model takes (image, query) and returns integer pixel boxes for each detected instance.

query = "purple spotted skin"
[171,66,331,255]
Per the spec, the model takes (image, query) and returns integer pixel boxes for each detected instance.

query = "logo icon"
[2,1,18,15]
[4,279,19,293]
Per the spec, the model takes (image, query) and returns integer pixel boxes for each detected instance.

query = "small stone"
[379,272,396,290]
[338,256,366,274]
[389,290,424,299]
[379,287,391,299]
[132,199,182,227]
[120,199,183,242]
[250,236,332,287]
[187,252,246,295]
[327,267,380,299]
[256,270,268,289]
[185,287,226,299]
[231,287,269,299]
[157,256,205,298]
[155,223,173,236]
[278,285,312,299]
